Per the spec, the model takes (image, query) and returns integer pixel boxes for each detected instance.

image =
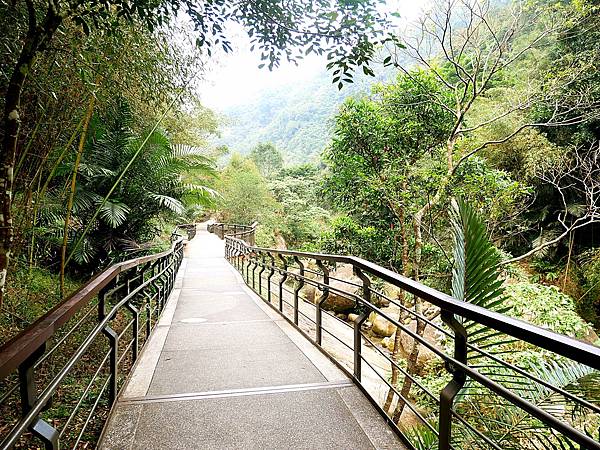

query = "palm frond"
[450,198,504,308]
[183,183,220,197]
[150,194,185,214]
[98,200,130,228]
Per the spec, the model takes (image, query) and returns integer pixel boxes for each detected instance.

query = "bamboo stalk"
[60,97,95,297]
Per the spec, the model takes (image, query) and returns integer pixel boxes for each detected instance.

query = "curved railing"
[0,225,196,449]
[207,221,257,245]
[210,224,600,450]
[174,223,197,241]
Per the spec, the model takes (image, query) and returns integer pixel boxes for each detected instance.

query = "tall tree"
[249,142,284,177]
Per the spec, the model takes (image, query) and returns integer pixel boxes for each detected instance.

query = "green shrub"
[578,248,600,328]
[505,282,595,340]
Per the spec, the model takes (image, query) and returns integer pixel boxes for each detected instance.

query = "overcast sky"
[196,0,427,110]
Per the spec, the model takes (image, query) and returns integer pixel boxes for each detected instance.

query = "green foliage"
[216,154,281,239]
[321,69,526,279]
[444,199,599,449]
[2,266,80,345]
[35,100,216,269]
[249,142,284,177]
[505,282,595,342]
[450,199,505,310]
[322,69,454,233]
[268,164,330,248]
[451,157,532,239]
[578,248,600,327]
[318,216,392,262]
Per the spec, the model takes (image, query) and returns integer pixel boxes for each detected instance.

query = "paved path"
[99,224,403,449]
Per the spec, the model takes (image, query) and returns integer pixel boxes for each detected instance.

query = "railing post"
[278,255,288,312]
[353,266,371,382]
[258,252,266,296]
[267,253,275,303]
[158,259,167,312]
[99,295,119,406]
[245,251,251,283]
[18,343,59,450]
[252,254,258,290]
[315,259,329,346]
[98,285,109,321]
[439,310,467,450]
[125,271,140,362]
[149,260,160,320]
[145,292,152,339]
[293,256,304,325]
[249,222,257,246]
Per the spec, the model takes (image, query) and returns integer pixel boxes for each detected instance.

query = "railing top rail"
[0,235,185,380]
[211,222,256,229]
[225,235,600,370]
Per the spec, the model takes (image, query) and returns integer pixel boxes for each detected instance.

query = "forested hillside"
[216,65,397,163]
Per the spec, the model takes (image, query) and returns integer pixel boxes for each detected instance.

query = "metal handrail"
[208,221,257,245]
[209,225,600,450]
[0,224,196,449]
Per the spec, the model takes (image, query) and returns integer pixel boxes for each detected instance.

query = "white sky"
[196,0,428,110]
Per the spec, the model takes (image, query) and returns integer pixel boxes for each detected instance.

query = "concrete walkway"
[99,224,403,449]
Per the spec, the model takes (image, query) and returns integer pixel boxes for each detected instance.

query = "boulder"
[298,263,393,312]
[371,313,397,337]
[396,321,442,369]
[381,335,395,351]
[274,233,287,250]
[301,264,358,313]
[302,283,356,313]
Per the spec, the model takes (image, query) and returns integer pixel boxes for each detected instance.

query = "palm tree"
[35,100,216,268]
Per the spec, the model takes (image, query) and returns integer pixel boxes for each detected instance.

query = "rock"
[397,321,442,369]
[274,233,287,250]
[348,313,359,322]
[323,292,356,312]
[300,264,358,313]
[361,321,372,330]
[584,328,599,345]
[299,263,393,312]
[371,314,397,337]
[336,313,348,320]
[381,336,395,351]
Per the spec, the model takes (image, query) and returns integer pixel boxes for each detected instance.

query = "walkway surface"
[99,224,403,449]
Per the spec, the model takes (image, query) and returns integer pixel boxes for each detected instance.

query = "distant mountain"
[214,65,397,164]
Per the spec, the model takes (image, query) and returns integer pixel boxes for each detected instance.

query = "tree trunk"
[383,181,410,414]
[60,97,95,297]
[383,209,410,412]
[393,309,426,422]
[0,4,62,305]
[390,200,430,420]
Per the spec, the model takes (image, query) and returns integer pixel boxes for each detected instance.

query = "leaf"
[98,200,130,228]
[450,198,504,308]
[151,194,185,214]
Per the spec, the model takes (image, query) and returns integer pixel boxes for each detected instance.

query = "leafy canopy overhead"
[57,0,394,86]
